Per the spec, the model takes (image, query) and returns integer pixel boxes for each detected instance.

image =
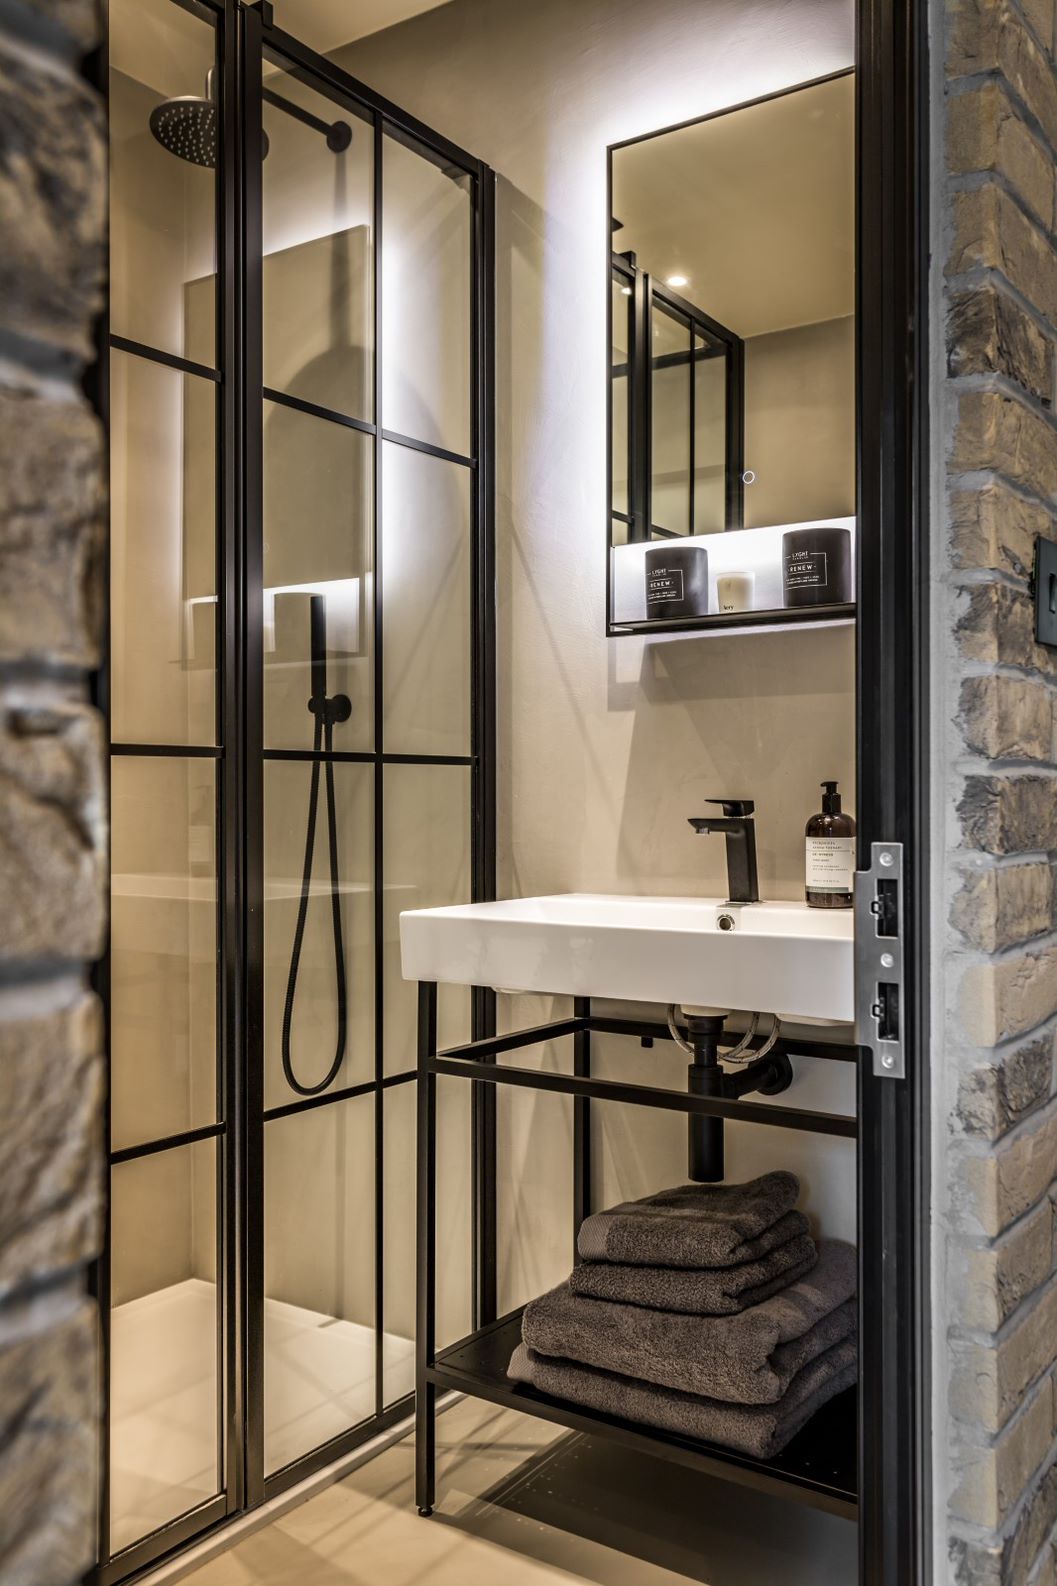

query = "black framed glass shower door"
[99,3,495,1579]
[244,18,494,1500]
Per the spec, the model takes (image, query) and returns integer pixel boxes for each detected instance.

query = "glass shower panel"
[651,302,691,537]
[381,134,472,455]
[110,352,216,747]
[263,1093,376,1474]
[382,762,472,1076]
[694,336,728,534]
[261,57,374,424]
[381,443,471,757]
[110,756,217,1153]
[109,1140,219,1553]
[262,400,372,752]
[382,1075,472,1406]
[109,0,217,365]
[262,759,374,1108]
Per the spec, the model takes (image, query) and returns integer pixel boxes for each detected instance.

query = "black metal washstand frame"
[415,985,861,1523]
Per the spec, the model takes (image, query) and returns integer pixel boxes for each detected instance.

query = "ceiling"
[109,0,452,96]
[270,0,452,55]
[613,74,855,340]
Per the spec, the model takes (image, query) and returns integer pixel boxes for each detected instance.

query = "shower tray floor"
[109,1278,414,1558]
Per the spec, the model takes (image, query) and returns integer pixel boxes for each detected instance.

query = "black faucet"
[687,799,760,903]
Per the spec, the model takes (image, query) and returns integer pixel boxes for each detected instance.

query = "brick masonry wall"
[0,2,106,1584]
[940,0,1057,1581]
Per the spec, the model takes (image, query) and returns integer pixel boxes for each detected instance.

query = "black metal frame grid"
[416,989,859,1521]
[604,66,855,639]
[610,259,745,545]
[95,1,496,1579]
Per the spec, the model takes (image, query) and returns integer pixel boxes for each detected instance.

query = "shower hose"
[281,685,352,1097]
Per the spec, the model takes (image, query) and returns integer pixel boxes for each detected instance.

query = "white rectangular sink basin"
[400,894,854,1023]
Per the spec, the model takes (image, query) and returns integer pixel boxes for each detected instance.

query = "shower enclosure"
[98,1,495,1578]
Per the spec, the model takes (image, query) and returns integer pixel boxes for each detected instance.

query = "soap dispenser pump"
[805,781,856,909]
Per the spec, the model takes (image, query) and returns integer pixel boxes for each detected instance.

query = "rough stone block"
[0,38,104,359]
[959,676,1056,762]
[1020,0,1057,56]
[960,944,1057,1046]
[965,1104,1057,1234]
[949,481,1056,578]
[0,698,105,963]
[952,861,1054,951]
[950,1379,1053,1526]
[0,388,103,667]
[951,388,1057,501]
[948,284,1055,404]
[1029,1539,1057,1586]
[951,1533,1005,1586]
[22,0,102,51]
[0,1293,97,1586]
[951,1283,1057,1430]
[952,1457,1057,1584]
[949,0,1057,149]
[0,993,102,1295]
[948,82,1055,230]
[958,773,1057,854]
[957,582,1057,680]
[949,186,1057,328]
[955,1028,1055,1135]
[961,1198,1055,1330]
[1006,1457,1057,1584]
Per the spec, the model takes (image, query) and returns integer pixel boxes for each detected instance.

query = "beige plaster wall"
[339,0,859,1315]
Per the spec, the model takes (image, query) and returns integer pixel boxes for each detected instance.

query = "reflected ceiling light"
[666,274,689,287]
[621,286,632,295]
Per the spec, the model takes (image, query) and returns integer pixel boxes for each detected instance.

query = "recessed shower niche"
[101,0,495,1577]
[608,72,856,635]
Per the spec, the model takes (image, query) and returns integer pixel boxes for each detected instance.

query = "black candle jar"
[782,525,853,607]
[644,543,709,619]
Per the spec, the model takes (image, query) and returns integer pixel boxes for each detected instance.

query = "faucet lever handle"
[704,798,755,818]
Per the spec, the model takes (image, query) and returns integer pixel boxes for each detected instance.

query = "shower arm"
[261,86,353,153]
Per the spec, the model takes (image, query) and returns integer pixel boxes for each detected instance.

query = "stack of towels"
[507,1171,856,1460]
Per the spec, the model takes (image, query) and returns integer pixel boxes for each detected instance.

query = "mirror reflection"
[609,71,855,626]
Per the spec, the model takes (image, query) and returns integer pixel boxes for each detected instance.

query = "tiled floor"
[111,1280,414,1555]
[176,1395,858,1586]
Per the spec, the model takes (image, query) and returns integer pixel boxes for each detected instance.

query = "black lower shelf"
[430,1307,858,1521]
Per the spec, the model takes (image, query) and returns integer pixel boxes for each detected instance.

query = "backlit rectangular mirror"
[608,71,856,633]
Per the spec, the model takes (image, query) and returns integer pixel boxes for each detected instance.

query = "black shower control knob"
[330,694,353,723]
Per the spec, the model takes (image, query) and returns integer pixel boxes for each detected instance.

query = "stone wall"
[938,0,1057,1580]
[0,1,106,1584]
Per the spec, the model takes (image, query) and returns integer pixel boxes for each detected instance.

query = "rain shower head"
[150,69,350,169]
[149,93,217,167]
[149,68,218,167]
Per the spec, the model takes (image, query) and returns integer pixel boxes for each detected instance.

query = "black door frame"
[856,0,930,1581]
[601,0,931,1577]
[93,1,496,1579]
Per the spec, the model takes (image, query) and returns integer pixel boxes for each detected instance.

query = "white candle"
[717,572,755,613]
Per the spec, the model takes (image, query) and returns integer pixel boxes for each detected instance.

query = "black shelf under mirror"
[431,1308,858,1521]
[609,600,856,638]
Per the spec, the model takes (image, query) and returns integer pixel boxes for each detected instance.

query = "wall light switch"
[1034,536,1057,648]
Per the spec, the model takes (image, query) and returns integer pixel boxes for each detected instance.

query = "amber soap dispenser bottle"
[805,781,856,908]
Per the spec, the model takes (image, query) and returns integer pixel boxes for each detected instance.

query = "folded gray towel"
[577,1173,803,1269]
[523,1238,856,1404]
[570,1231,818,1314]
[508,1334,857,1460]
